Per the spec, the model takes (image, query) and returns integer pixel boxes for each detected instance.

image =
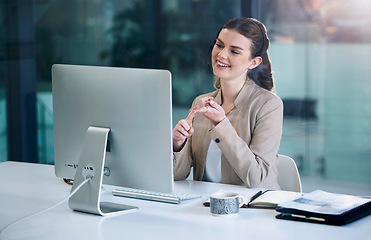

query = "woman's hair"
[213,18,274,92]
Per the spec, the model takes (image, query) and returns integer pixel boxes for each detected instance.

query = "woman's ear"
[248,56,262,70]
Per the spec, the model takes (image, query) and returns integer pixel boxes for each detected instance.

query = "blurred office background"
[0,0,370,194]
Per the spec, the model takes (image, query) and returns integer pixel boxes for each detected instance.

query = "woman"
[173,18,283,190]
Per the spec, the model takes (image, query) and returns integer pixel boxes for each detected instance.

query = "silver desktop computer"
[52,64,173,216]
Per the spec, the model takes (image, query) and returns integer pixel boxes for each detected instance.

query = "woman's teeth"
[217,61,230,67]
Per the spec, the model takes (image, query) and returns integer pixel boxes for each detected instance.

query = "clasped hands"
[173,97,226,151]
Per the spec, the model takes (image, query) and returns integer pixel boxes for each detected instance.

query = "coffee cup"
[210,191,244,216]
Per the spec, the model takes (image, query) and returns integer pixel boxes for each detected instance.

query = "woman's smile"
[216,60,231,68]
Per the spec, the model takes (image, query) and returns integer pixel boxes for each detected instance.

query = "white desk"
[1,161,370,240]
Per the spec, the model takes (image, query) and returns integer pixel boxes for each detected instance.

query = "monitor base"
[69,126,138,216]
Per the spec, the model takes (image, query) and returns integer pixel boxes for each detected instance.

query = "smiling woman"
[212,18,273,91]
[172,18,283,190]
[212,29,261,86]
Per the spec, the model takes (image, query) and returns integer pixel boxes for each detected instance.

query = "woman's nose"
[218,48,228,59]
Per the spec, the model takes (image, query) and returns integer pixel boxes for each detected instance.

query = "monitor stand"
[69,126,138,216]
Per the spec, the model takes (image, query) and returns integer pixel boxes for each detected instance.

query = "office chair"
[277,154,302,192]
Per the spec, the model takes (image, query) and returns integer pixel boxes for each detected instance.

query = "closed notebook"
[203,190,303,209]
[276,190,371,225]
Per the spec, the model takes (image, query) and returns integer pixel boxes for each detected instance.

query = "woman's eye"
[216,43,223,48]
[231,51,240,54]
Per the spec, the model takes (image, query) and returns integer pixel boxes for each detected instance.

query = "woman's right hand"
[173,105,200,152]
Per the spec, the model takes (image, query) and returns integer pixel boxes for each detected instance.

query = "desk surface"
[1,161,370,240]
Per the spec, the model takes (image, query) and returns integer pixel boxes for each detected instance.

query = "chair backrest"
[277,154,302,192]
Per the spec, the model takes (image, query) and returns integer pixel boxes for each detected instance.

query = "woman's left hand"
[198,97,226,126]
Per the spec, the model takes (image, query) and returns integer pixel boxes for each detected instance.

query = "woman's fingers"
[173,106,197,141]
[198,100,226,126]
[199,97,214,107]
[198,100,220,114]
[178,120,192,135]
[208,100,224,113]
[173,118,194,151]
[174,101,219,142]
[185,105,199,126]
[173,105,202,151]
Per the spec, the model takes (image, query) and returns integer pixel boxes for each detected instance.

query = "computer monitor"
[52,64,173,215]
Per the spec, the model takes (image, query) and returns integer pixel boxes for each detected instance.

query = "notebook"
[276,190,371,225]
[203,189,303,209]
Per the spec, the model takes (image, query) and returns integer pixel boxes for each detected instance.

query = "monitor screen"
[52,64,174,194]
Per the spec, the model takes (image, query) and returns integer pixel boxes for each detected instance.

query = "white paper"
[278,190,370,215]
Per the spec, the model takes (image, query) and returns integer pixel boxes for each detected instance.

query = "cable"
[0,178,91,236]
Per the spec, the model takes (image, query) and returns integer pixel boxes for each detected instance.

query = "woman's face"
[211,28,260,84]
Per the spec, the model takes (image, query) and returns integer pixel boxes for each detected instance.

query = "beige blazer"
[173,79,283,190]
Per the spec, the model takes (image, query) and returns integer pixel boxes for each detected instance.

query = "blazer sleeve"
[173,138,193,180]
[172,98,200,180]
[209,96,283,188]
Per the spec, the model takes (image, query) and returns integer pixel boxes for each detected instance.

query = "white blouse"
[202,140,222,183]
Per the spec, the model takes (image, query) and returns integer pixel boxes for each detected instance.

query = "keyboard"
[112,187,201,204]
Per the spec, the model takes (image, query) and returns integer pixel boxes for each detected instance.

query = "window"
[1,0,370,188]
[0,0,241,163]
[261,0,371,183]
